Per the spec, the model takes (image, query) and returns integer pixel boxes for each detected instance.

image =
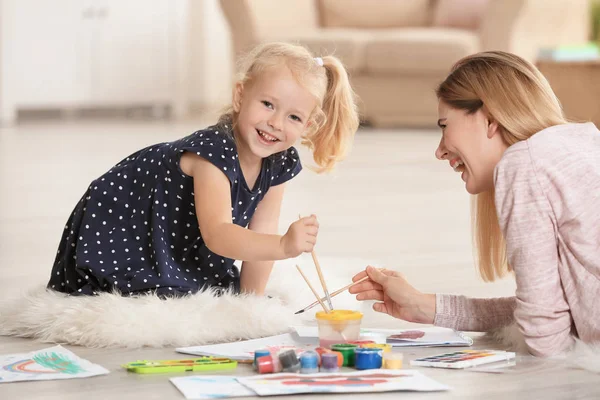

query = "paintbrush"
[311,251,334,310]
[297,214,334,310]
[295,265,330,313]
[294,276,369,314]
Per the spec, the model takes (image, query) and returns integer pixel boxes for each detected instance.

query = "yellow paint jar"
[315,310,363,348]
[383,352,404,369]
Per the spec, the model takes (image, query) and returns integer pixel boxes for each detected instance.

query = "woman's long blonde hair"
[222,42,360,172]
[436,51,567,281]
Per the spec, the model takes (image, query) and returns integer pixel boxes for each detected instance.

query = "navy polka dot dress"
[47,122,302,296]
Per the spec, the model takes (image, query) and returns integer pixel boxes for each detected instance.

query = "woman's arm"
[434,294,516,331]
[240,184,286,295]
[350,267,516,330]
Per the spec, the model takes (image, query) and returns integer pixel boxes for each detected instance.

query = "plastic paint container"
[383,352,404,369]
[299,351,319,374]
[278,349,300,373]
[256,355,274,374]
[360,343,392,353]
[315,347,343,367]
[320,353,339,372]
[331,344,358,367]
[354,347,383,370]
[315,310,363,347]
[253,349,270,370]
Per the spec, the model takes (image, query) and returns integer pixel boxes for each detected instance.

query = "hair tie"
[314,57,324,67]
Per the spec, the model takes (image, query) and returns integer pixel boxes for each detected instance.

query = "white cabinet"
[0,0,188,123]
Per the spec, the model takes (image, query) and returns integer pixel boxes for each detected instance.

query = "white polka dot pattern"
[48,122,302,296]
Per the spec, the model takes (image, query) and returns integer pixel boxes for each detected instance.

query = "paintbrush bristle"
[294,309,305,315]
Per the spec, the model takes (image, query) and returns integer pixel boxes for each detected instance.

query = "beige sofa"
[220,0,590,128]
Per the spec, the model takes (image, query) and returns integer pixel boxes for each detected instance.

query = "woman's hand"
[349,266,436,324]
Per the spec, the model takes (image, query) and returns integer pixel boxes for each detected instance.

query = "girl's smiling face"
[435,100,509,194]
[232,66,317,162]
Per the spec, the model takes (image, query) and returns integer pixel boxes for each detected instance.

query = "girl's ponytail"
[303,56,359,172]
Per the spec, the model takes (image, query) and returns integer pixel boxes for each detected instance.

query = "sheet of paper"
[176,333,318,361]
[237,370,449,396]
[293,326,472,347]
[171,375,255,399]
[0,345,109,383]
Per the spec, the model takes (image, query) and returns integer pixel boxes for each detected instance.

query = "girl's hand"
[349,266,436,324]
[279,215,319,258]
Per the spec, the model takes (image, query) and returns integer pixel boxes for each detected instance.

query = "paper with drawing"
[0,345,109,383]
[171,375,255,399]
[237,370,449,396]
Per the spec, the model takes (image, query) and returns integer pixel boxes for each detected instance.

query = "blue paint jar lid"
[299,351,319,369]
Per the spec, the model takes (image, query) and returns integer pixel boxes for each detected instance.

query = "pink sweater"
[434,122,600,357]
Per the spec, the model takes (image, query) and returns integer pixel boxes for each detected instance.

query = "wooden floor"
[0,118,598,399]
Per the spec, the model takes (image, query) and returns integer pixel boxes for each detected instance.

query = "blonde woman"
[351,51,600,357]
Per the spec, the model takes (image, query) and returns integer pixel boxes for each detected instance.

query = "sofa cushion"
[250,0,318,33]
[265,29,372,72]
[365,28,480,74]
[432,0,490,30]
[318,0,432,28]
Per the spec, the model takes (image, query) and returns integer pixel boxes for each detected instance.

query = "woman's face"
[435,100,508,194]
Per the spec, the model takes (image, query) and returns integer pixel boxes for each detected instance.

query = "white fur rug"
[1,254,598,374]
[0,256,389,348]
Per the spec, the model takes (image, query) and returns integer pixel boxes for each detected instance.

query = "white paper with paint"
[176,333,318,361]
[237,370,450,396]
[294,326,472,347]
[171,375,255,399]
[0,345,109,383]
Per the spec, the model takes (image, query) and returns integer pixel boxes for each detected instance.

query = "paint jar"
[354,347,383,370]
[315,347,343,368]
[315,309,363,347]
[256,355,275,374]
[278,349,300,373]
[383,352,403,369]
[253,349,270,370]
[320,353,339,372]
[299,351,319,374]
[331,344,358,367]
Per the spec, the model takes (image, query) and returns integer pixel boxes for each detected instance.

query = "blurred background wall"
[0,0,597,128]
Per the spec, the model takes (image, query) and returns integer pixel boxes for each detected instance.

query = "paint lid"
[299,351,319,369]
[253,349,270,364]
[278,349,300,369]
[354,347,383,355]
[321,353,339,369]
[315,309,363,321]
[256,355,274,374]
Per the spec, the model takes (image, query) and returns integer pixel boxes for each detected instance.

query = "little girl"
[48,42,359,297]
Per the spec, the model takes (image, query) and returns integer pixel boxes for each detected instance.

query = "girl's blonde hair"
[436,51,567,282]
[222,42,360,172]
